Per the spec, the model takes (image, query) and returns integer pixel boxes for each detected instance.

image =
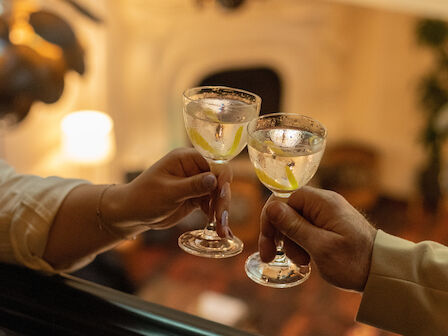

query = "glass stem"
[203,215,218,239]
[271,194,290,264]
[202,160,227,239]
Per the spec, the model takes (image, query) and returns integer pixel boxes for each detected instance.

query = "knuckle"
[323,189,344,204]
[283,214,305,240]
[171,148,184,156]
[191,177,202,193]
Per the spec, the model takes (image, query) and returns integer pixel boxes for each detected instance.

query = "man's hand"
[259,186,377,291]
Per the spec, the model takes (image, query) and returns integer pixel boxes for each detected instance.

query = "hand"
[209,162,233,239]
[259,186,377,292]
[105,148,231,235]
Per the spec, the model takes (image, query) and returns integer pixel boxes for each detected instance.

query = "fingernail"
[220,182,230,198]
[202,174,217,190]
[221,210,229,227]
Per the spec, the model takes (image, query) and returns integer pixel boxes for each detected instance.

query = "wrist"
[359,227,378,291]
[102,183,135,223]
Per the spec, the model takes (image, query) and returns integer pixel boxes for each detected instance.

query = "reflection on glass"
[179,86,261,258]
[245,112,327,287]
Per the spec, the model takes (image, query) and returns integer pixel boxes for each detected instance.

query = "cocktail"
[245,113,327,287]
[179,86,261,258]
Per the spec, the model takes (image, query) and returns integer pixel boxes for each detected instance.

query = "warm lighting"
[61,110,115,164]
[9,1,63,60]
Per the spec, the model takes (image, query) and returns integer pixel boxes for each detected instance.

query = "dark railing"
[0,263,258,336]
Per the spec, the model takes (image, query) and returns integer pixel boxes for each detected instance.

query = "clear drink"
[179,86,261,259]
[248,128,325,197]
[245,113,327,288]
[185,99,259,163]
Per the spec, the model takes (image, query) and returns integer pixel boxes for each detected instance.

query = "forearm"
[43,184,131,270]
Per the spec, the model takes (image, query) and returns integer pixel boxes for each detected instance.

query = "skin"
[259,186,377,292]
[43,148,232,270]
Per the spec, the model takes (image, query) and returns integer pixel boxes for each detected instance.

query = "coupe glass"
[245,113,327,287]
[179,86,261,258]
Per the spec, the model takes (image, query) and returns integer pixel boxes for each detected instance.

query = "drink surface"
[248,127,325,195]
[184,98,258,162]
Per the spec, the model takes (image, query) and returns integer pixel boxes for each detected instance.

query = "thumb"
[173,172,217,201]
[265,201,329,255]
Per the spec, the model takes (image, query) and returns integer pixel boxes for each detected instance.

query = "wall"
[3,0,435,197]
[105,0,431,197]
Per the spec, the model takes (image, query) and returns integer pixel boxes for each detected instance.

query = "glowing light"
[61,110,115,164]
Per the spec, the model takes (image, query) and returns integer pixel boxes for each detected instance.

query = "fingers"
[173,172,217,201]
[150,198,203,230]
[163,148,210,177]
[283,237,310,266]
[215,182,233,239]
[286,186,347,228]
[211,163,234,239]
[264,201,337,256]
[259,200,313,264]
[259,199,277,262]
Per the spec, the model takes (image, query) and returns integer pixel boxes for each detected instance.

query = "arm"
[260,186,448,334]
[0,148,230,272]
[43,148,232,271]
[357,230,448,335]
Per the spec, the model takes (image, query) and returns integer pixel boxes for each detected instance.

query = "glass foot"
[245,252,311,288]
[178,229,243,258]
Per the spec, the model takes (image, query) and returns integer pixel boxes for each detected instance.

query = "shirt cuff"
[9,177,94,273]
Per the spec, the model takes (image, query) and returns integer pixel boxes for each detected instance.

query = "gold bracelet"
[96,184,136,240]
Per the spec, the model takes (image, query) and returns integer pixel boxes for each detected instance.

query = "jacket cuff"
[356,230,448,334]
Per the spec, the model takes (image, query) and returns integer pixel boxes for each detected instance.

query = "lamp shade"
[61,110,115,164]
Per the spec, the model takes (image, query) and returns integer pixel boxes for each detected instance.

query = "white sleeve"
[0,159,94,272]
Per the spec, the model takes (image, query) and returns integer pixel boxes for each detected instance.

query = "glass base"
[245,252,311,288]
[178,229,243,258]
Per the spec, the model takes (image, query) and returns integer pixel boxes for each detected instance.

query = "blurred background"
[2,0,448,335]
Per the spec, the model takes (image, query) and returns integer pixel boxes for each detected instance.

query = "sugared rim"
[247,112,328,145]
[183,86,262,108]
[248,112,327,136]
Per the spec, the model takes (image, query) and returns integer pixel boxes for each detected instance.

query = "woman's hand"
[105,148,232,236]
[43,147,232,270]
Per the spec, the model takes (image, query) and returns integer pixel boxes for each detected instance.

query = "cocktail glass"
[245,112,327,287]
[179,86,261,258]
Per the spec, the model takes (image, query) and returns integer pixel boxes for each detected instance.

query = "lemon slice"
[203,108,220,123]
[285,165,299,190]
[188,129,215,153]
[225,126,243,157]
[255,167,292,191]
[264,140,287,155]
[189,126,243,158]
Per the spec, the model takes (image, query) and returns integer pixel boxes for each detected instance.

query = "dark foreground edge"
[0,263,258,336]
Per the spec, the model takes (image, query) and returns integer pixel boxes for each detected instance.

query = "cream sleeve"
[0,160,93,273]
[356,229,448,335]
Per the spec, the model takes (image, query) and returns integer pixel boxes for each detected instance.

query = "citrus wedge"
[255,167,292,191]
[225,126,243,157]
[188,129,215,153]
[203,108,220,123]
[264,140,287,155]
[189,126,243,158]
[285,165,299,190]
